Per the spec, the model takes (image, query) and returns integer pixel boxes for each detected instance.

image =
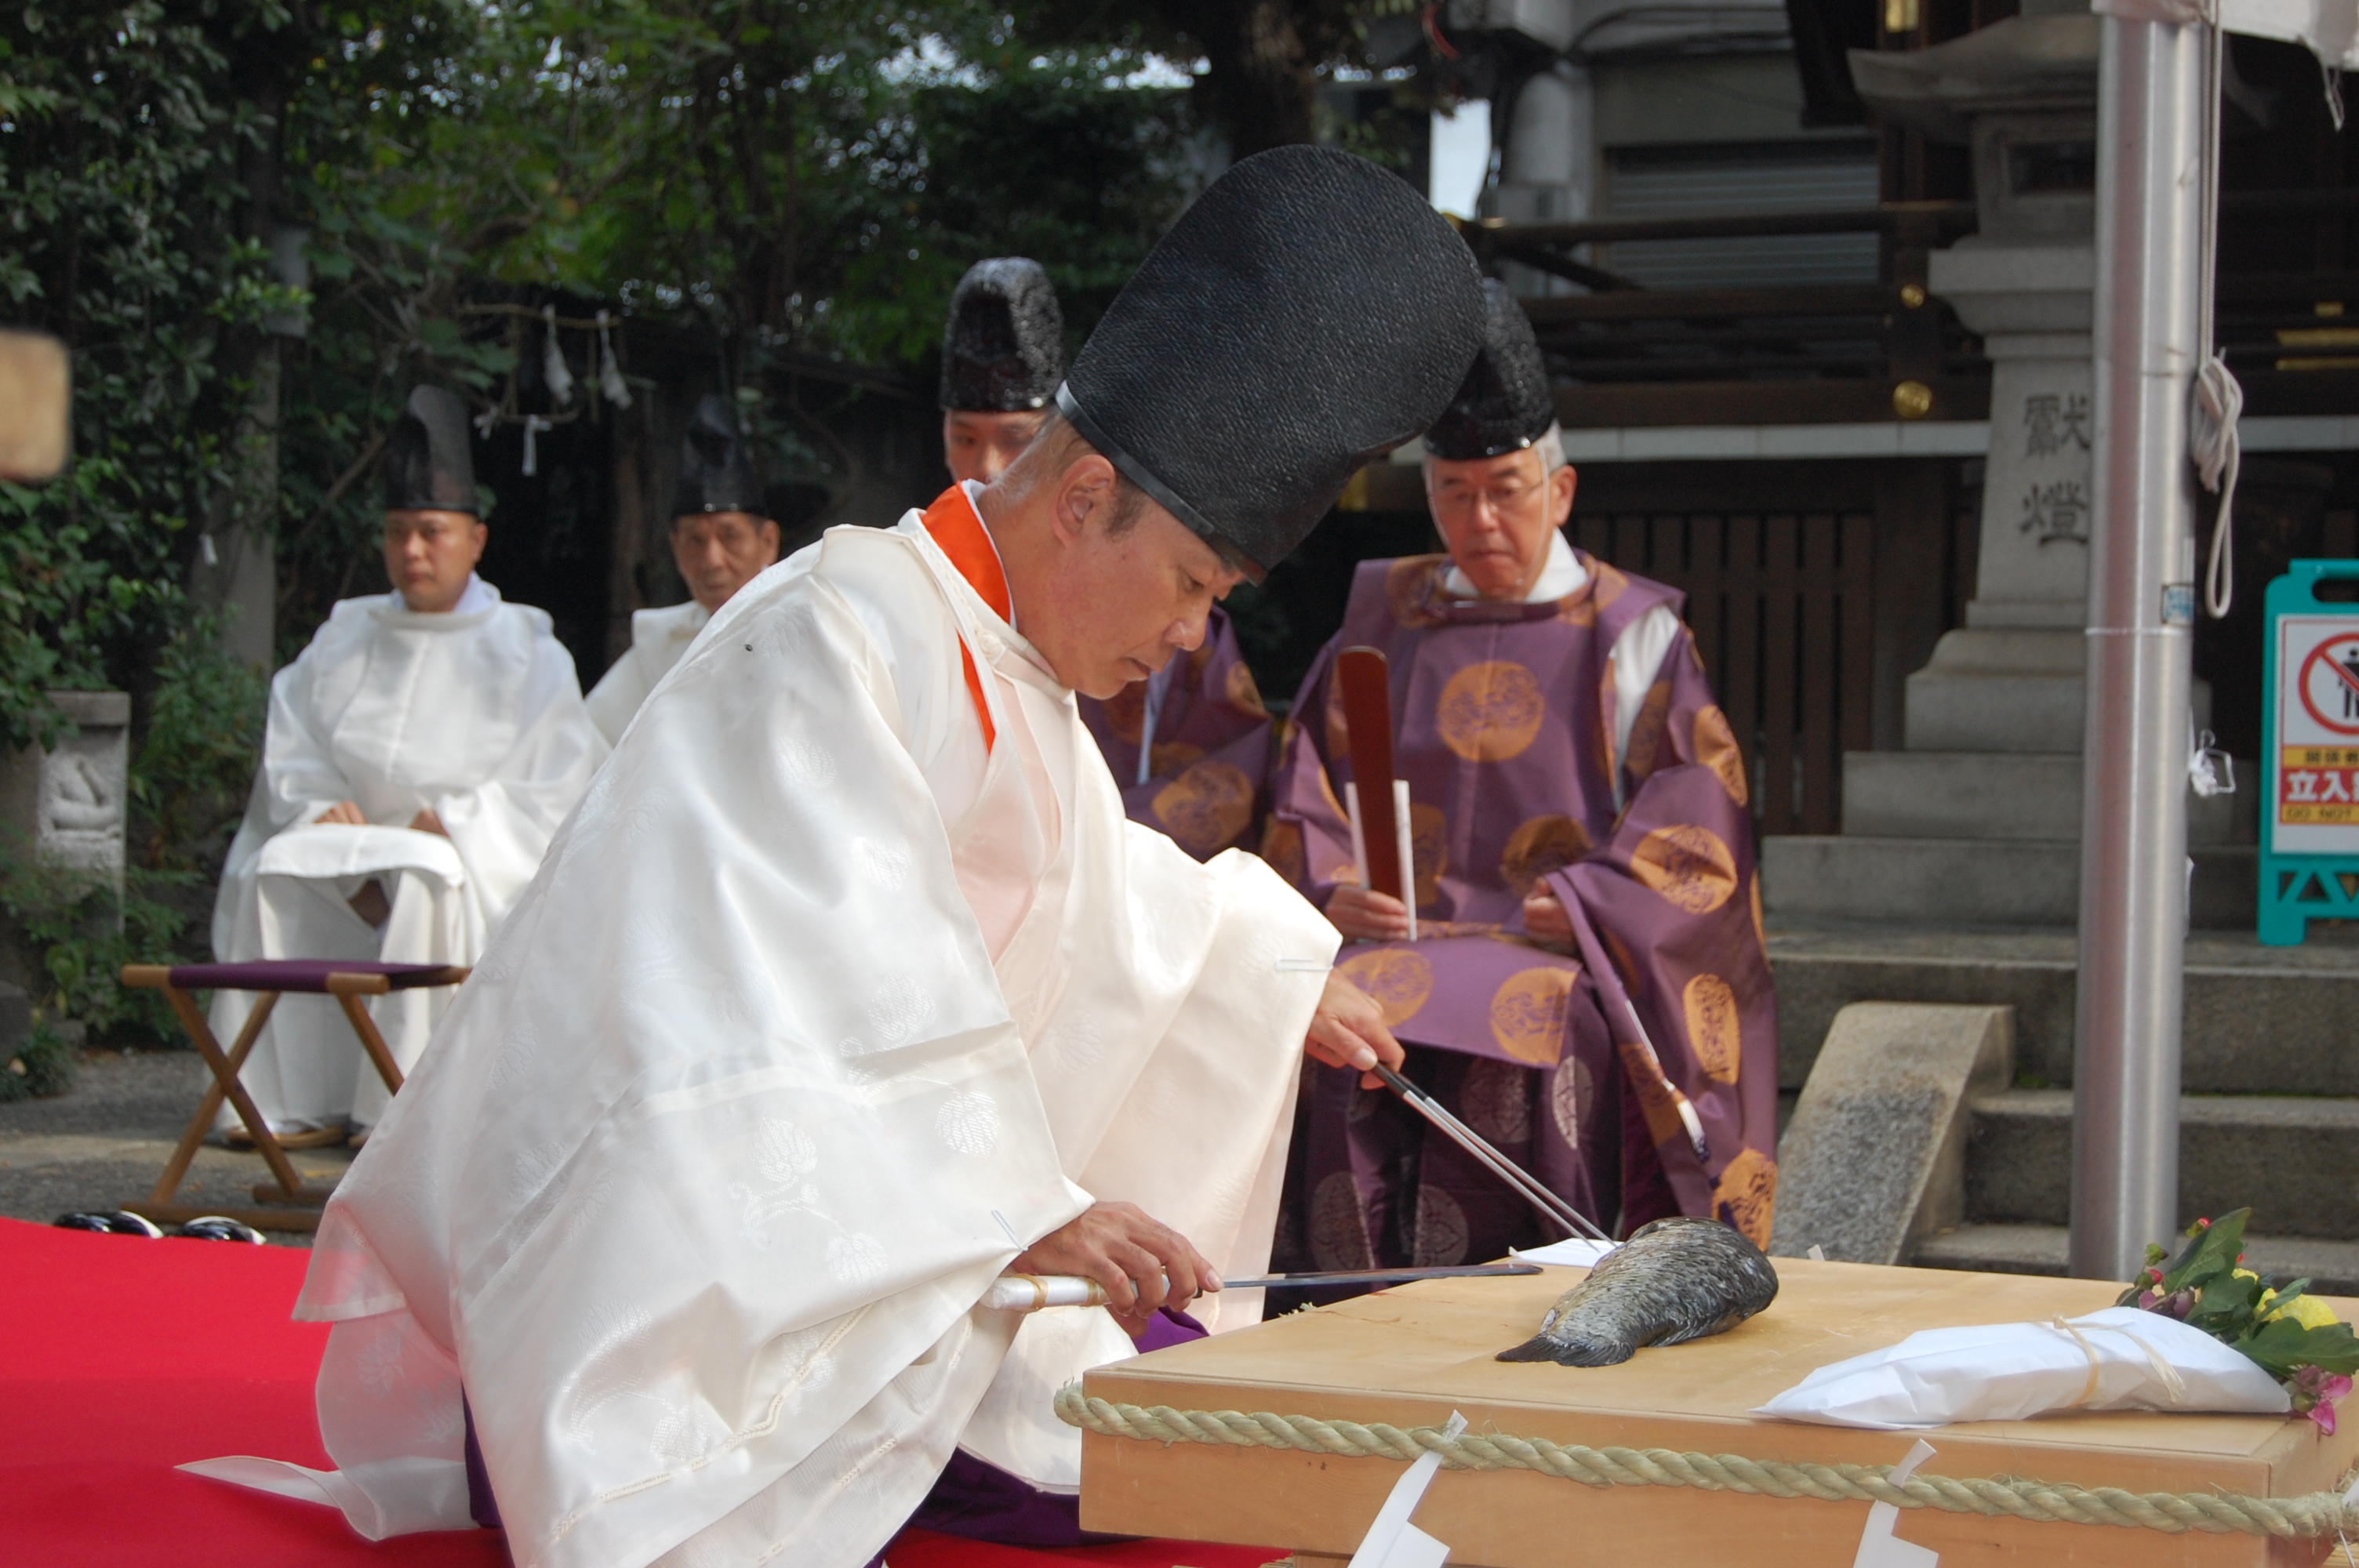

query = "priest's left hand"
[409,808,447,837]
[1304,970,1406,1089]
[1522,888,1573,953]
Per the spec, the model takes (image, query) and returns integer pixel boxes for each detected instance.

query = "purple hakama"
[1079,605,1275,860]
[1263,550,1778,1271]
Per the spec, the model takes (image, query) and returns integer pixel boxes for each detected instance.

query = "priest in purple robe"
[1079,610,1275,860]
[1263,282,1778,1275]
[936,256,1277,861]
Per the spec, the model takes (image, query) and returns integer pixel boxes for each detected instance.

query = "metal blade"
[1222,1263,1542,1290]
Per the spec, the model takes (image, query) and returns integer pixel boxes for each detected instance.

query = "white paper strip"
[1347,1410,1467,1568]
[1344,781,1370,894]
[1852,1439,1939,1568]
[1512,1237,1619,1268]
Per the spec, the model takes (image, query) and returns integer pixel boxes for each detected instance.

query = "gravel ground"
[0,1048,354,1246]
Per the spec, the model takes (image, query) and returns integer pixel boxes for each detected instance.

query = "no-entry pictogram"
[2296,633,2359,736]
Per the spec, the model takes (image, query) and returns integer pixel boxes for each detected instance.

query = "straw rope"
[1052,1386,2354,1538]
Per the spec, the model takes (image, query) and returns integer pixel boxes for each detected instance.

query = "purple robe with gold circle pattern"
[1264,550,1777,1272]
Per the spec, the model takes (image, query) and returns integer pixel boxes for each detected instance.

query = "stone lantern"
[1765,6,2246,926]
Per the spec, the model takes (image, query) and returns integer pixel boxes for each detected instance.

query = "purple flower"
[2291,1367,2350,1433]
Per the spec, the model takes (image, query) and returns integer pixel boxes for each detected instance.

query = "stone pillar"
[1,691,131,896]
[1907,241,2096,752]
[1852,18,2116,758]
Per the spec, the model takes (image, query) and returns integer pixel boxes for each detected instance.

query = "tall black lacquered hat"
[671,394,766,517]
[383,386,479,515]
[1426,279,1556,461]
[1056,145,1486,577]
[941,258,1067,412]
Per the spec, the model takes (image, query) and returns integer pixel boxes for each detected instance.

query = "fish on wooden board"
[1496,1215,1779,1367]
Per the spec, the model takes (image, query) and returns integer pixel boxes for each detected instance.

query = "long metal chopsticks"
[1370,1062,1615,1243]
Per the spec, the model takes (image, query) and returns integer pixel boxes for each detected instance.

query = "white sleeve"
[583,645,654,746]
[1610,604,1684,761]
[430,634,609,923]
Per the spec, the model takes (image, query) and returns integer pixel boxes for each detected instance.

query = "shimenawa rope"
[1052,1385,2356,1538]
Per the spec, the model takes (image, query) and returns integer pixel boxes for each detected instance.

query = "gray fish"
[1496,1216,1779,1367]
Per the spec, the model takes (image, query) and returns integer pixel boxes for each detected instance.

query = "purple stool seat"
[157,960,465,994]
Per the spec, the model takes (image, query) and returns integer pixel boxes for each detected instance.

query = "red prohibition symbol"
[2298,633,2359,736]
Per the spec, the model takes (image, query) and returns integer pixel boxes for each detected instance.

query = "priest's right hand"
[1325,884,1411,942]
[1012,1201,1217,1341]
[314,800,366,826]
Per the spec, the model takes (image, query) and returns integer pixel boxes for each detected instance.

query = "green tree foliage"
[271,1,1195,636]
[2,1,1342,1035]
[0,2,285,750]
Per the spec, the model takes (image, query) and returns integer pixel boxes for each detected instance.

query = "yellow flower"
[2269,1294,2341,1331]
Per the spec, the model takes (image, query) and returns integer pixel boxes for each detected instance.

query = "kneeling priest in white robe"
[206,386,606,1138]
[193,147,1488,1568]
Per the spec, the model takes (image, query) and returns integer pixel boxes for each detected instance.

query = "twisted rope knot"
[1052,1385,2357,1539]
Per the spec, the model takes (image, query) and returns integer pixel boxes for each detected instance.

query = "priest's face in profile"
[383,508,487,614]
[980,424,1245,700]
[673,509,780,612]
[943,408,1046,485]
[1426,445,1577,601]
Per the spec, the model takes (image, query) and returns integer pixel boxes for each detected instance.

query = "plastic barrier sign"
[2259,561,2359,943]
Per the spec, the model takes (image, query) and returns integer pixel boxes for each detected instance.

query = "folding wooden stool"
[118,960,469,1232]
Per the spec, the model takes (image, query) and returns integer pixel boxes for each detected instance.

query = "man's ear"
[1049,453,1121,547]
[759,519,781,564]
[1550,463,1577,524]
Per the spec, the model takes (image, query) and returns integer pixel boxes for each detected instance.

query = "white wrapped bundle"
[1756,1306,2291,1429]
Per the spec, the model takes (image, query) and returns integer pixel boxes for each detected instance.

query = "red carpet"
[0,1218,1274,1567]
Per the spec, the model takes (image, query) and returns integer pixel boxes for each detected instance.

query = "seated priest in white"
[205,386,606,1143]
[584,395,780,743]
[199,148,1488,1568]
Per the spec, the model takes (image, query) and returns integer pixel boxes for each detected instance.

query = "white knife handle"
[980,1274,1110,1312]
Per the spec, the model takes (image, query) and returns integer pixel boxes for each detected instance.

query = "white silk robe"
[583,599,710,745]
[207,579,605,1129]
[248,499,1338,1568]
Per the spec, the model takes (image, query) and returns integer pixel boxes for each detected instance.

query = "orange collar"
[921,484,1012,626]
[920,485,1009,751]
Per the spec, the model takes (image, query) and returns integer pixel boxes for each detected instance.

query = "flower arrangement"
[2117,1207,2359,1432]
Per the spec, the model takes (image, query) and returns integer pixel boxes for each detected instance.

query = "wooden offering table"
[1074,1258,2359,1567]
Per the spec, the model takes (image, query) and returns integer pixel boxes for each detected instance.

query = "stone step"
[1963,1088,2359,1240]
[1761,835,2255,928]
[1840,751,2255,845]
[1768,924,2359,1094]
[1911,1223,2359,1294]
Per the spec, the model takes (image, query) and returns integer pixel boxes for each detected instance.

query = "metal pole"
[2071,12,2207,1282]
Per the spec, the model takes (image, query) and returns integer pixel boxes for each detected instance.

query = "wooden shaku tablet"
[1336,644,1404,904]
[1077,1258,2359,1567]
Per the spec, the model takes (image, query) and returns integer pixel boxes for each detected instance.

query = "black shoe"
[53,1210,165,1237]
[173,1216,267,1244]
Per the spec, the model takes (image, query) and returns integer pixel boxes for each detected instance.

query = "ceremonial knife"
[1336,645,1418,940]
[979,1262,1542,1312]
